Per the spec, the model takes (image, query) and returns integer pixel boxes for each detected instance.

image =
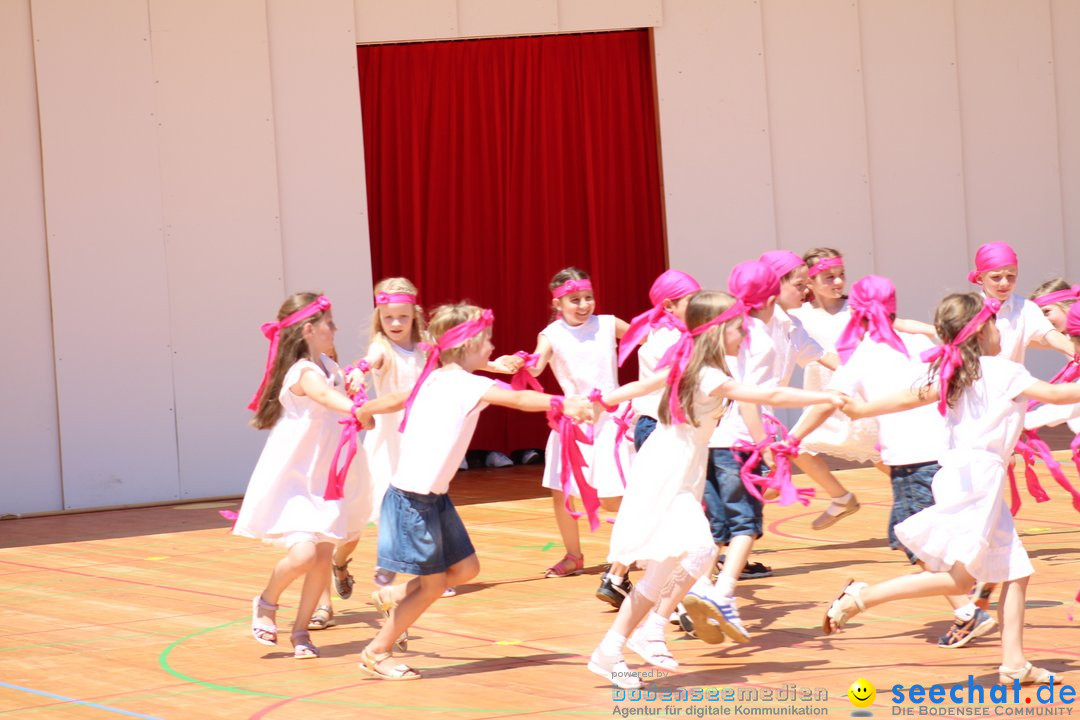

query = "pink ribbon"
[658,300,749,425]
[547,397,601,531]
[510,351,544,391]
[967,242,1018,284]
[375,291,417,305]
[835,275,909,363]
[619,270,699,366]
[325,386,370,501]
[733,415,815,507]
[807,256,844,278]
[589,389,634,489]
[552,279,593,299]
[342,359,372,398]
[728,261,780,310]
[920,296,1001,416]
[1034,285,1080,308]
[759,250,805,280]
[1068,304,1080,336]
[399,308,494,431]
[247,296,332,411]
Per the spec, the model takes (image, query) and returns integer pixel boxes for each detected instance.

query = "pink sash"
[733,414,815,507]
[547,397,601,531]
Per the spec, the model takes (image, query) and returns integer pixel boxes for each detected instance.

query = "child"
[1024,302,1080,454]
[235,293,374,660]
[791,276,995,648]
[308,278,429,632]
[1029,278,1079,334]
[358,303,591,680]
[517,267,632,579]
[587,291,844,689]
[825,292,1079,686]
[967,242,1074,361]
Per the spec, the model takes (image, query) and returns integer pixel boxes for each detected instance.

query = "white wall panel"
[0,0,62,515]
[761,0,875,280]
[557,0,660,32]
[31,0,179,509]
[858,0,969,321]
[458,0,557,37]
[355,0,457,43]
[267,0,374,365]
[654,0,776,291]
[149,0,287,499]
[1051,0,1080,282]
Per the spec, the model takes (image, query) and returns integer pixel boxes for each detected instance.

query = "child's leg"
[547,490,584,576]
[997,577,1027,670]
[290,543,333,655]
[310,536,362,627]
[256,539,323,628]
[830,562,975,624]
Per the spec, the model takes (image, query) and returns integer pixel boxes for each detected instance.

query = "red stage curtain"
[357,29,667,453]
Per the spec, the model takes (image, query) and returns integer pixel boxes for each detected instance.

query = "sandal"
[333,559,355,600]
[308,605,335,631]
[291,632,319,659]
[544,552,584,578]
[998,661,1063,685]
[626,630,678,670]
[251,595,278,646]
[822,579,867,634]
[370,588,409,652]
[812,494,860,531]
[358,645,420,681]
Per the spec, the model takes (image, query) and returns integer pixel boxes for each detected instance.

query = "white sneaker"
[704,593,750,643]
[587,648,641,689]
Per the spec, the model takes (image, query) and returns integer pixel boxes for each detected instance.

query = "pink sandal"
[544,552,584,578]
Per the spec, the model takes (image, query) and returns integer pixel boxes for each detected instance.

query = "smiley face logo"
[848,678,876,708]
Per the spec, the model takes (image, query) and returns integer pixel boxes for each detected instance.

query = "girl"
[587,291,843,689]
[825,292,1080,685]
[788,247,882,528]
[235,292,374,660]
[308,278,429,632]
[518,267,632,579]
[358,303,591,680]
[1024,302,1080,460]
[1029,277,1080,334]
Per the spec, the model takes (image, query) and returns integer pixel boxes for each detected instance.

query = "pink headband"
[552,278,593,299]
[835,275,908,363]
[1034,285,1080,308]
[1068,303,1080,337]
[759,250,805,279]
[658,300,748,425]
[618,270,700,366]
[807,255,844,278]
[920,296,1001,416]
[247,295,332,411]
[967,242,1018,284]
[375,291,417,306]
[399,308,494,431]
[728,260,780,310]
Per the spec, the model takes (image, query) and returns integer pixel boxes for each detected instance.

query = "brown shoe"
[812,494,860,531]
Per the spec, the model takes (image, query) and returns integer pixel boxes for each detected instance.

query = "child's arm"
[816,352,840,372]
[893,318,937,339]
[355,390,410,427]
[597,373,668,407]
[296,367,356,415]
[843,384,937,419]
[717,382,846,411]
[522,334,554,376]
[1020,379,1080,406]
[789,402,837,441]
[1031,329,1077,359]
[481,386,592,422]
[614,317,631,339]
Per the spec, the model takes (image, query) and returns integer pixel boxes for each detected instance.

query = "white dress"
[790,302,881,463]
[233,359,371,546]
[608,367,731,565]
[894,357,1037,583]
[540,314,633,498]
[363,340,424,521]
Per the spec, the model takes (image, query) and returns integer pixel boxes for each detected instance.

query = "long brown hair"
[251,292,327,430]
[658,291,737,426]
[927,292,987,410]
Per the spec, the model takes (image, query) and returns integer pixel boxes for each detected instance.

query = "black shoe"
[677,604,696,636]
[740,561,773,579]
[596,576,633,609]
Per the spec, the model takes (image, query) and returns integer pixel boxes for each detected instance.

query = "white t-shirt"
[631,326,681,420]
[392,367,495,495]
[946,356,1036,460]
[828,333,945,466]
[986,292,1054,363]
[541,314,619,395]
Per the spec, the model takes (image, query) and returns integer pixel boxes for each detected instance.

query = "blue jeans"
[376,486,476,575]
[634,415,658,451]
[704,448,767,545]
[889,461,939,563]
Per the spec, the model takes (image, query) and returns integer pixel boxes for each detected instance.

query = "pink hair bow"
[375,291,417,306]
[547,397,601,531]
[733,416,815,507]
[398,309,494,431]
[247,295,331,411]
[835,275,908,363]
[552,278,593,299]
[807,256,844,278]
[510,351,544,391]
[920,297,1000,416]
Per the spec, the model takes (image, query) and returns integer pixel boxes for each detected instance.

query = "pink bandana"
[807,255,844,278]
[399,309,494,431]
[920,296,1001,416]
[967,242,1018,284]
[1067,303,1080,336]
[759,250,805,279]
[729,261,780,311]
[835,275,909,363]
[618,269,700,366]
[1034,285,1080,308]
[247,295,332,411]
[658,300,748,425]
[552,278,593,299]
[375,291,417,305]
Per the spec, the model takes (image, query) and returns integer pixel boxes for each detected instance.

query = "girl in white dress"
[309,277,428,631]
[825,292,1080,686]
[235,293,375,660]
[517,267,632,578]
[586,291,844,689]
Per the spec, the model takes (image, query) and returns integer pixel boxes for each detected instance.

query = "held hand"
[492,355,525,373]
[563,395,594,424]
[346,369,367,397]
[826,390,848,409]
[840,397,864,420]
[763,447,777,470]
[353,405,375,430]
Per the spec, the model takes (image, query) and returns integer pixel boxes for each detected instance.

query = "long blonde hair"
[658,291,737,426]
[251,292,327,430]
[927,293,987,410]
[369,277,429,379]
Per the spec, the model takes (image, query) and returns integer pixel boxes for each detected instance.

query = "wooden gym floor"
[1,452,1078,719]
